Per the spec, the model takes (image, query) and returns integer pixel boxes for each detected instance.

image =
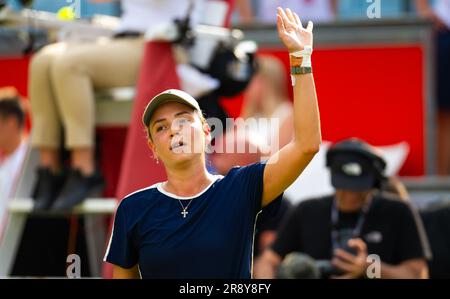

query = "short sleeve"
[394,202,431,263]
[271,204,302,258]
[233,162,283,216]
[103,200,139,268]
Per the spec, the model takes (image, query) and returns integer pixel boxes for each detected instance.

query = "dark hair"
[0,97,25,128]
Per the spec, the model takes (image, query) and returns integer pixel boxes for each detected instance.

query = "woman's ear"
[147,139,157,159]
[203,122,212,142]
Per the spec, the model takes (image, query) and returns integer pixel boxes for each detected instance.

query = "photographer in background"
[0,87,28,240]
[255,138,431,279]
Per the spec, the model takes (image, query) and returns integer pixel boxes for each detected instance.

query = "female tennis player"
[104,7,321,278]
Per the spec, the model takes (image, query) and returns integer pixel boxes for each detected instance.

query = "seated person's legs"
[30,38,144,211]
[29,43,67,210]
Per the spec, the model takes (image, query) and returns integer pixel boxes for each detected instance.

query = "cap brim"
[142,90,200,127]
[331,171,376,191]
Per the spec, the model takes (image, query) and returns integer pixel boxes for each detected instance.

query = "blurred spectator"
[236,0,337,24]
[240,55,293,145]
[383,176,410,202]
[255,138,431,279]
[234,0,254,24]
[0,87,28,239]
[28,0,208,212]
[415,0,450,175]
[211,55,293,174]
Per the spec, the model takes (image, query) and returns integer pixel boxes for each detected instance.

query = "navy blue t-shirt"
[104,162,282,278]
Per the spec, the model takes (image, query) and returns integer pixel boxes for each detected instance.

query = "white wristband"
[290,46,313,68]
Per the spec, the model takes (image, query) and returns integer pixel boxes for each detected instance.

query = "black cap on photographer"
[326,139,387,191]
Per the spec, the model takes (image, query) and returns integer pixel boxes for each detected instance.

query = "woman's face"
[147,102,209,167]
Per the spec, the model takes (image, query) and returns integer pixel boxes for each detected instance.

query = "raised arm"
[262,7,321,207]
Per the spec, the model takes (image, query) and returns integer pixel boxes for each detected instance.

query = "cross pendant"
[181,209,188,218]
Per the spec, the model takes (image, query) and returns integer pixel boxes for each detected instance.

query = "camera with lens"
[278,245,358,279]
[318,243,357,278]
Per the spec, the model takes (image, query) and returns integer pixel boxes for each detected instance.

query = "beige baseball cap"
[142,89,201,127]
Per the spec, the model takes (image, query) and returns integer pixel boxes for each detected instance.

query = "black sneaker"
[33,167,66,212]
[50,168,105,212]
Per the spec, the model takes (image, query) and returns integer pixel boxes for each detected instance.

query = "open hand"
[276,7,313,53]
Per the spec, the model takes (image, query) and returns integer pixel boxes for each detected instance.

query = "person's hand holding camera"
[330,238,369,279]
